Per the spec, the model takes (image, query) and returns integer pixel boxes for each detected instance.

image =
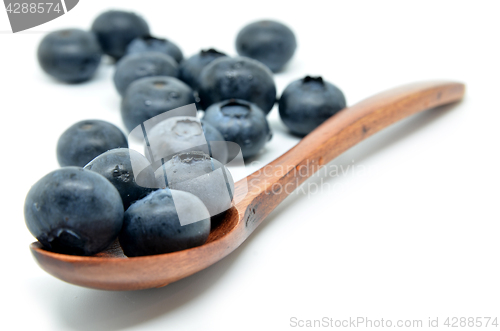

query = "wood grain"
[30,81,465,290]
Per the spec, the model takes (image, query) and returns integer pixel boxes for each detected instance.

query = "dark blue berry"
[145,116,228,167]
[197,57,276,115]
[279,76,346,136]
[37,29,102,83]
[236,20,297,72]
[126,35,183,63]
[155,152,234,217]
[24,167,124,256]
[91,10,150,60]
[57,120,128,167]
[113,52,179,96]
[179,49,227,89]
[84,148,156,209]
[119,189,210,257]
[121,76,195,132]
[203,99,272,158]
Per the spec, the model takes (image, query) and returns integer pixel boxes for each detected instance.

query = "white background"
[1,0,499,330]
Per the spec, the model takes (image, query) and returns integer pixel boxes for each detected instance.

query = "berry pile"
[25,10,347,257]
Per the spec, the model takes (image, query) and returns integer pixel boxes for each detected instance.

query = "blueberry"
[24,167,124,256]
[121,76,195,132]
[145,116,228,167]
[37,29,102,83]
[119,189,210,257]
[84,148,156,209]
[197,57,276,115]
[126,35,183,63]
[203,99,272,159]
[57,120,128,167]
[155,152,234,217]
[236,20,297,72]
[179,49,227,90]
[113,52,179,96]
[279,76,346,136]
[91,10,150,60]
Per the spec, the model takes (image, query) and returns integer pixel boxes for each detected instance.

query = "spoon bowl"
[30,80,465,290]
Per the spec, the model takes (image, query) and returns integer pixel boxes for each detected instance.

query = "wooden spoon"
[30,81,465,291]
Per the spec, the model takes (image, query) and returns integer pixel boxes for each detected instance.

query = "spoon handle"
[239,81,465,230]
